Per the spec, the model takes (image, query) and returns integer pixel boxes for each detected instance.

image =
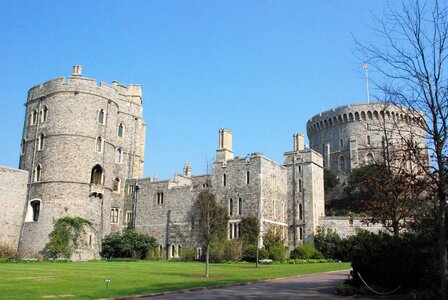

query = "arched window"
[367,153,374,165]
[26,199,41,222]
[117,123,124,138]
[238,198,242,215]
[21,139,25,155]
[96,137,103,152]
[37,133,44,151]
[113,178,121,192]
[367,135,371,145]
[31,200,40,221]
[33,164,42,182]
[229,198,233,216]
[299,203,303,220]
[339,156,345,172]
[90,165,103,185]
[178,245,182,257]
[171,244,175,257]
[115,148,122,163]
[41,106,48,122]
[98,109,105,125]
[30,109,38,125]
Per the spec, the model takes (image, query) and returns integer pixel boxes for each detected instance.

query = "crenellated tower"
[18,65,146,259]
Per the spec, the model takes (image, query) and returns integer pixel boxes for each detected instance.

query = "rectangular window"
[128,185,134,194]
[126,211,132,223]
[110,208,119,224]
[246,171,250,185]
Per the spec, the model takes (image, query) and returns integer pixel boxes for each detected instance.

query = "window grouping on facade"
[110,207,119,224]
[115,148,122,163]
[27,199,41,222]
[33,164,42,182]
[37,133,45,151]
[157,192,164,205]
[228,222,241,239]
[96,137,103,152]
[30,109,38,125]
[125,211,133,224]
[118,123,124,138]
[113,178,121,192]
[128,184,134,195]
[90,165,103,185]
[41,106,48,122]
[98,109,105,125]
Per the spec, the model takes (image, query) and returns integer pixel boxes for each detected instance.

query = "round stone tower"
[306,102,426,175]
[18,65,146,260]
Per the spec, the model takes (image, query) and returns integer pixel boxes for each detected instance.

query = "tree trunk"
[205,246,209,278]
[256,245,259,268]
[438,189,447,300]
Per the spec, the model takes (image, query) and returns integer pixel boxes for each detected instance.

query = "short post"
[104,278,112,296]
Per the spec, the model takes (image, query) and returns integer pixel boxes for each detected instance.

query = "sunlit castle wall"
[18,65,146,260]
[306,102,427,176]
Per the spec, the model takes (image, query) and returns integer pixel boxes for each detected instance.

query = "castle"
[0,66,425,260]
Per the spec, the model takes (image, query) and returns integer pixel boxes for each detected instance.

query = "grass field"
[0,261,350,299]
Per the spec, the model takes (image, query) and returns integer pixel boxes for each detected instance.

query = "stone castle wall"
[307,102,427,175]
[0,167,28,251]
[17,66,145,259]
[318,216,385,239]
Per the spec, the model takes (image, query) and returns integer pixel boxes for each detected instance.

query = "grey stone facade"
[17,65,145,260]
[126,129,325,255]
[307,102,427,175]
[318,216,384,239]
[2,66,413,261]
[0,166,28,251]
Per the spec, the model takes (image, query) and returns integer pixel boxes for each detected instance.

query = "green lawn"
[0,261,350,299]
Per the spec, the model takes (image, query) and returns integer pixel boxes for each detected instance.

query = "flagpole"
[363,63,370,104]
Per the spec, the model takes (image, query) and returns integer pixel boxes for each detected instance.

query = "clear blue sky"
[0,1,389,179]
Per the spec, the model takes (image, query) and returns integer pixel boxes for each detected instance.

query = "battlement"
[27,66,142,105]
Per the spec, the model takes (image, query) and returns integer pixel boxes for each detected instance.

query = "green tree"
[101,227,157,259]
[240,215,261,267]
[48,216,91,258]
[194,191,229,277]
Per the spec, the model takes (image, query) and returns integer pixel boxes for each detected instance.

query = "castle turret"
[18,66,146,260]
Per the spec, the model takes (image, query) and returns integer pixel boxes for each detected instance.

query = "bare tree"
[194,190,228,277]
[358,1,448,297]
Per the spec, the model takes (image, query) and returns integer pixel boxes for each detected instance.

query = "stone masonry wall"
[307,102,427,175]
[0,166,28,251]
[319,216,385,239]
